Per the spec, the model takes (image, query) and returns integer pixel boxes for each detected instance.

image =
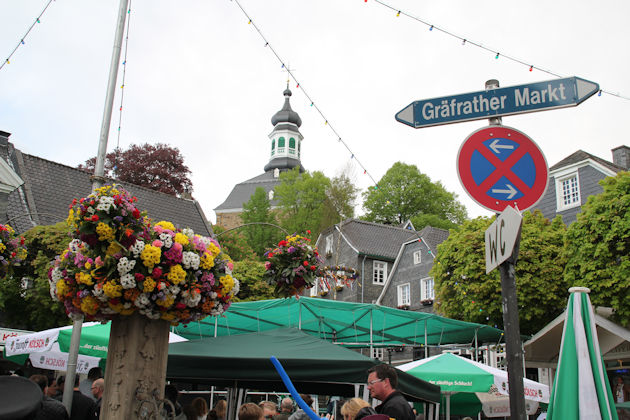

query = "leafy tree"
[241,187,282,257]
[362,162,467,227]
[431,211,568,336]
[212,225,257,262]
[79,143,193,196]
[0,222,71,330]
[275,168,331,237]
[564,171,630,326]
[320,173,359,229]
[232,260,275,301]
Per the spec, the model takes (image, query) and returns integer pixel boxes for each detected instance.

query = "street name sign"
[485,205,523,274]
[457,126,548,212]
[395,76,599,128]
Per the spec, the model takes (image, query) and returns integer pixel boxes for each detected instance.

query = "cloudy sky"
[1,0,629,223]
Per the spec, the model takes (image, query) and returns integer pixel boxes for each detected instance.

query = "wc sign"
[485,206,523,273]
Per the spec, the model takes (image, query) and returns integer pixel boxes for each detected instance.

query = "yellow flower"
[56,279,69,297]
[220,274,235,294]
[157,295,175,308]
[143,278,156,293]
[75,272,94,286]
[84,261,92,270]
[119,307,135,315]
[106,242,123,256]
[140,244,161,269]
[0,242,5,253]
[160,312,177,321]
[207,243,220,258]
[200,252,215,270]
[167,264,186,285]
[103,281,123,298]
[66,208,77,228]
[96,223,115,241]
[156,221,175,231]
[80,296,99,315]
[174,233,189,246]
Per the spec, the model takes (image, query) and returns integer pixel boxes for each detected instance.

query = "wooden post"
[100,313,170,419]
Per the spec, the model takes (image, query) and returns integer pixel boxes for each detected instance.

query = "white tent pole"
[445,393,450,420]
[424,320,428,358]
[214,317,218,337]
[474,329,478,362]
[369,309,373,357]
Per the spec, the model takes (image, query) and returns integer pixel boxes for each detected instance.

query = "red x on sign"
[457,126,548,212]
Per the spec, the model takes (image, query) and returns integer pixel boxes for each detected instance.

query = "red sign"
[457,126,548,212]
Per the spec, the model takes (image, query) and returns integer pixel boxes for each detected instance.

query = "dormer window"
[413,250,421,265]
[278,137,285,154]
[556,172,581,210]
[289,137,296,156]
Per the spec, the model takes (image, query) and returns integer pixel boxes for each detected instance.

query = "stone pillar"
[100,313,170,419]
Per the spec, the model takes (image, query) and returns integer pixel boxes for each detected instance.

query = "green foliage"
[212,225,257,262]
[275,168,331,237]
[431,211,568,336]
[362,162,467,226]
[240,188,283,258]
[232,260,275,301]
[564,171,630,326]
[0,222,71,330]
[320,173,359,229]
[411,213,460,231]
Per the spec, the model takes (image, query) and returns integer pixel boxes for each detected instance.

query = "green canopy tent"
[174,297,504,350]
[167,327,441,404]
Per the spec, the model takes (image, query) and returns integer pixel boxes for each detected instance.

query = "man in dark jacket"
[29,374,70,420]
[366,365,415,420]
[70,375,97,420]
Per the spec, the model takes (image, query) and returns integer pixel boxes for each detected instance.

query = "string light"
[462,39,466,45]
[529,65,533,72]
[114,0,133,175]
[495,52,500,59]
[396,11,400,17]
[0,0,56,72]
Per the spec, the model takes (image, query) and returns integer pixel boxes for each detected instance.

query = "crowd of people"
[1,362,423,420]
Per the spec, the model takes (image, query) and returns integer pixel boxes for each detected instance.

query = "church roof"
[214,170,281,212]
[3,142,213,236]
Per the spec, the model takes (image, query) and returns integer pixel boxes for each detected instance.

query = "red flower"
[306,230,311,234]
[268,253,274,258]
[152,267,163,279]
[310,265,316,271]
[135,273,145,282]
[91,215,99,222]
[132,208,141,219]
[278,240,288,247]
[176,303,187,310]
[303,261,309,266]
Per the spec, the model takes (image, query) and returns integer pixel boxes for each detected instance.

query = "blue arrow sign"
[395,76,599,129]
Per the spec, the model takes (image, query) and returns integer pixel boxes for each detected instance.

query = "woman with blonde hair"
[340,398,375,420]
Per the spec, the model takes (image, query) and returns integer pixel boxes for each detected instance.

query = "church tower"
[265,87,304,172]
[214,87,306,229]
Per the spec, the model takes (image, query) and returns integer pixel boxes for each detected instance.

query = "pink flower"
[227,261,234,271]
[265,261,272,270]
[152,240,163,248]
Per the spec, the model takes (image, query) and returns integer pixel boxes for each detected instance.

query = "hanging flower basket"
[263,233,322,298]
[0,223,27,277]
[49,185,238,325]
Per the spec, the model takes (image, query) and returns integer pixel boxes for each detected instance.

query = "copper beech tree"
[79,143,193,196]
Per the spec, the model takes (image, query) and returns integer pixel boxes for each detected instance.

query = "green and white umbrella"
[398,352,548,418]
[547,287,617,419]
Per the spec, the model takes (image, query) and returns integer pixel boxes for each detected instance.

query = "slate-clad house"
[0,131,213,236]
[214,87,305,230]
[532,145,629,225]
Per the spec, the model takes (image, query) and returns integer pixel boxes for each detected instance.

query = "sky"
[1,0,629,224]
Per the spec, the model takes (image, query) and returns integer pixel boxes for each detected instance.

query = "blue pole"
[269,356,323,420]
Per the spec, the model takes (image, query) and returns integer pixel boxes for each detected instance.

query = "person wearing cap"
[30,374,70,420]
[366,365,415,420]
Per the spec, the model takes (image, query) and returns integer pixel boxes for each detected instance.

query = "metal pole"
[62,0,129,414]
[486,79,526,420]
[424,320,428,358]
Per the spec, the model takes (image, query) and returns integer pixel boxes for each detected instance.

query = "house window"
[413,250,421,265]
[556,173,581,210]
[420,277,434,301]
[268,190,274,200]
[397,283,410,307]
[371,347,384,360]
[278,137,285,154]
[325,235,334,255]
[289,138,296,155]
[373,261,387,285]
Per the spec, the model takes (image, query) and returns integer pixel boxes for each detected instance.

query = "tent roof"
[175,297,504,347]
[167,328,441,403]
[524,309,630,367]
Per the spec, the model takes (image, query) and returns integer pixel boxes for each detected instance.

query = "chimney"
[612,146,630,170]
[0,131,10,161]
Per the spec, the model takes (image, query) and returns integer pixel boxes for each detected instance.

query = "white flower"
[117,257,136,275]
[96,196,116,213]
[168,285,181,296]
[130,240,145,257]
[68,239,84,253]
[182,228,194,239]
[51,267,63,282]
[159,233,173,249]
[230,278,240,297]
[101,307,117,315]
[135,294,150,308]
[120,273,136,289]
[182,252,200,270]
[182,290,201,307]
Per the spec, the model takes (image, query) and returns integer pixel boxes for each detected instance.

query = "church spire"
[265,87,304,173]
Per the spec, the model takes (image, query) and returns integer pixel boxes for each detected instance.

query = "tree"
[78,143,193,196]
[232,260,276,301]
[212,225,257,262]
[320,173,359,229]
[564,171,630,326]
[362,162,467,227]
[241,187,282,257]
[431,211,568,336]
[0,222,71,330]
[275,168,331,237]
